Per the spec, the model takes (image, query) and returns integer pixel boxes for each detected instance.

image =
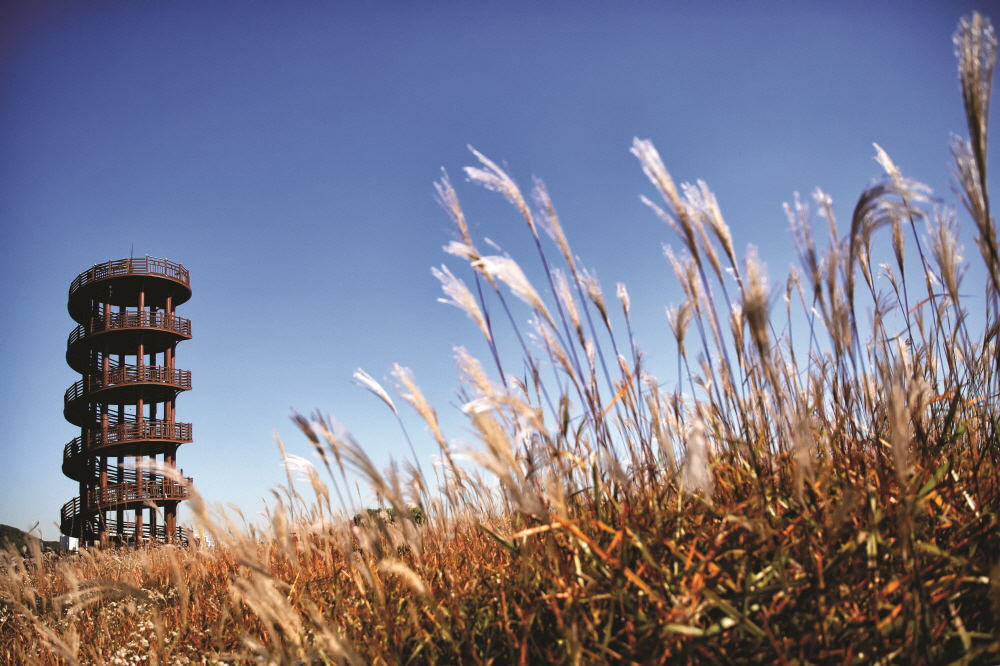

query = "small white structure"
[59,536,79,552]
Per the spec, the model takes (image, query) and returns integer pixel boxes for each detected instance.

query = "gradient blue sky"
[2,1,996,538]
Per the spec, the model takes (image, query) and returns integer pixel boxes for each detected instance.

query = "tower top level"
[68,257,191,323]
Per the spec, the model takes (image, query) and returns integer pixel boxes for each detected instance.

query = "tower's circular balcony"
[62,420,193,481]
[64,365,192,427]
[102,518,188,544]
[66,311,192,374]
[60,474,192,534]
[68,257,191,324]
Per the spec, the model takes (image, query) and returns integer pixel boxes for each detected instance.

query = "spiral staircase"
[60,257,193,545]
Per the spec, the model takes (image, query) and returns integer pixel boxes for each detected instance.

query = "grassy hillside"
[1,12,999,665]
[0,525,59,555]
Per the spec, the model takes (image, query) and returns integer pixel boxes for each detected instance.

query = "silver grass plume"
[928,209,965,306]
[681,182,724,283]
[353,369,399,417]
[742,247,771,365]
[579,266,611,331]
[435,170,475,253]
[534,179,576,274]
[531,315,574,378]
[553,268,583,340]
[432,265,492,342]
[474,255,555,328]
[786,193,820,299]
[390,364,459,488]
[955,13,996,192]
[887,371,913,488]
[465,146,536,237]
[681,413,713,500]
[792,406,815,506]
[616,282,631,317]
[693,179,739,280]
[631,138,698,254]
[667,299,694,359]
[443,239,481,263]
[454,346,495,399]
[954,13,999,309]
[391,364,446,452]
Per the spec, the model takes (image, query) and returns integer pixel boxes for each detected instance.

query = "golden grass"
[3,12,1000,665]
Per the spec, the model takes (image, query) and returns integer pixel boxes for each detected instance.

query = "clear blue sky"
[2,1,996,539]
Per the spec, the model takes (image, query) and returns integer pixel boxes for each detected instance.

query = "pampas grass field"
[3,12,1000,665]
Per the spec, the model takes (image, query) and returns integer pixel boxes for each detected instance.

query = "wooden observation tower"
[61,257,194,546]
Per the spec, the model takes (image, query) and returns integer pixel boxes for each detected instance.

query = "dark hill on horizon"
[0,524,60,553]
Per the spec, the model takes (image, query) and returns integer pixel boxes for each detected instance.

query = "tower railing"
[64,366,192,404]
[63,421,193,462]
[60,476,191,522]
[69,257,190,296]
[68,311,192,346]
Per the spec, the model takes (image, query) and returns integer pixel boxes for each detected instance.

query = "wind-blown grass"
[2,12,1000,665]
